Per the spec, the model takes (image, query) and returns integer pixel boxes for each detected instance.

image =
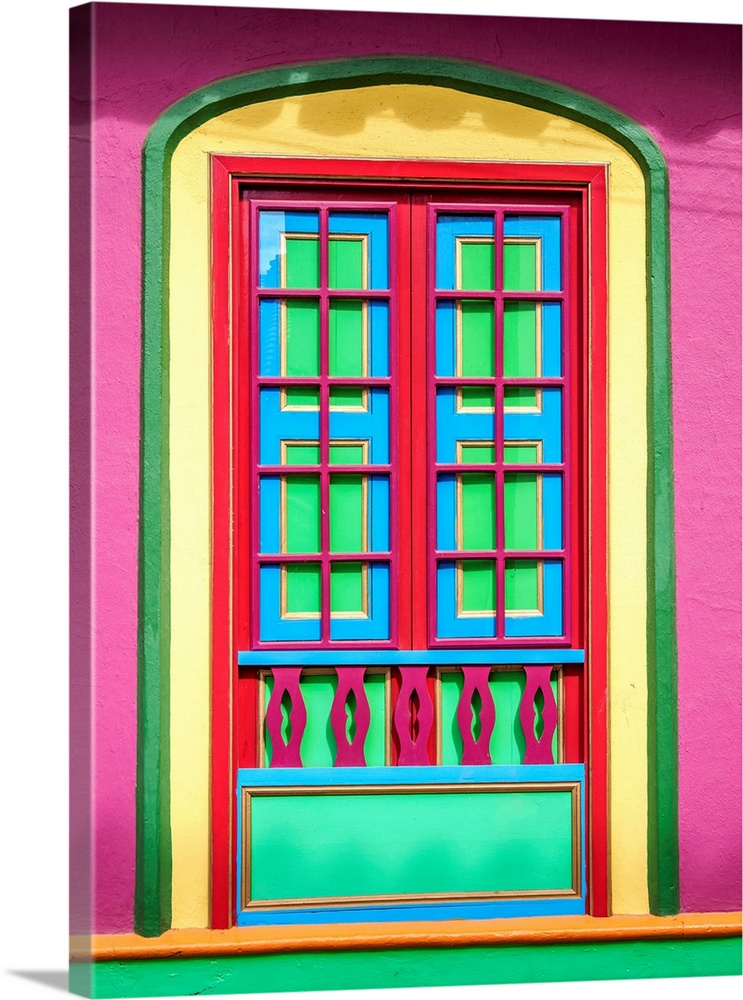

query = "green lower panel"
[248,785,574,902]
[84,937,743,998]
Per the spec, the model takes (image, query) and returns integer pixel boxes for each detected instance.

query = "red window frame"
[210,155,609,926]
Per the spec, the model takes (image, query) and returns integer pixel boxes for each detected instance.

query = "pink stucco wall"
[79,3,741,931]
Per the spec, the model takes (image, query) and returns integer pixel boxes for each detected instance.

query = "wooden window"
[211,156,607,926]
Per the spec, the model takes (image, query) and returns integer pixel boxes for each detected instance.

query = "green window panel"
[458,239,495,290]
[282,386,320,410]
[504,473,540,550]
[459,386,495,410]
[329,475,366,553]
[330,561,366,616]
[329,236,366,289]
[284,300,320,377]
[329,443,367,465]
[503,241,538,291]
[504,443,541,464]
[329,300,366,377]
[459,474,496,550]
[503,301,539,378]
[459,301,495,377]
[283,443,321,466]
[264,672,387,768]
[458,443,496,464]
[283,562,322,617]
[329,386,367,410]
[439,670,559,765]
[283,236,319,288]
[460,559,497,614]
[504,386,539,409]
[284,476,321,553]
[505,558,541,612]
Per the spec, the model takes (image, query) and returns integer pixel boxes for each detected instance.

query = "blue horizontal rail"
[238,648,585,667]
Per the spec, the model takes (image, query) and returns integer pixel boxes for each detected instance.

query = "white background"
[0,1,740,999]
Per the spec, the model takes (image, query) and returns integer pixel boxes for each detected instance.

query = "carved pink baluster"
[265,667,306,767]
[330,666,371,767]
[394,666,434,766]
[457,665,495,765]
[519,664,558,764]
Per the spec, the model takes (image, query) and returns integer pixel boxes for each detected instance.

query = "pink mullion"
[387,201,399,649]
[319,207,331,644]
[426,203,440,649]
[494,208,506,640]
[560,207,572,644]
[250,198,264,648]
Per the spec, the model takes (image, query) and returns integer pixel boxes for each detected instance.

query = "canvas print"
[69,2,742,997]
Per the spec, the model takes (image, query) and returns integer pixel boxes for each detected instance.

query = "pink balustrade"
[263,662,559,767]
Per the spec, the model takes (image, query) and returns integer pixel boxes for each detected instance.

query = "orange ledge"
[71,912,742,962]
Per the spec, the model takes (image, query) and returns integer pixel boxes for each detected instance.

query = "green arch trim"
[137,56,679,935]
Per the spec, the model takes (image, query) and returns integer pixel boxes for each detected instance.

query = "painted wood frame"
[138,57,677,937]
[210,154,607,927]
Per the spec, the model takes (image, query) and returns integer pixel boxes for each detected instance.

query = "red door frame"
[210,154,609,927]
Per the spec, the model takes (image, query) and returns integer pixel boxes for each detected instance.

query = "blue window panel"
[542,302,562,378]
[435,215,494,290]
[329,388,389,464]
[542,474,563,551]
[503,215,561,291]
[436,387,495,463]
[435,301,456,377]
[368,300,390,377]
[259,299,281,376]
[259,564,322,642]
[505,561,563,638]
[259,476,281,554]
[328,212,389,289]
[259,211,320,289]
[436,475,457,551]
[330,563,390,641]
[260,389,320,465]
[369,476,390,552]
[503,388,562,463]
[436,561,497,640]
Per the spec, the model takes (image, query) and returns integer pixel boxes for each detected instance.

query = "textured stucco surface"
[81,3,742,931]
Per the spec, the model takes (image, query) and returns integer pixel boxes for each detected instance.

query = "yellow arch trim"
[167,84,648,927]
